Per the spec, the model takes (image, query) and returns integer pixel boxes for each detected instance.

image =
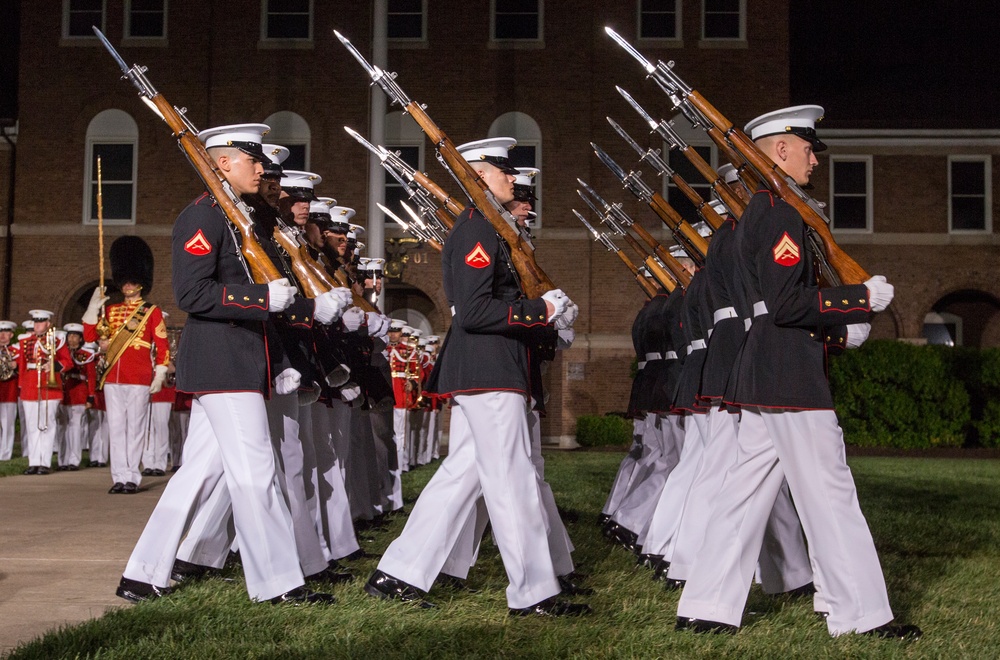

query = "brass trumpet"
[37,327,58,431]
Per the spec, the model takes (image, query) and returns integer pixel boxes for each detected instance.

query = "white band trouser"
[123,392,304,601]
[142,401,172,471]
[58,404,87,467]
[104,383,151,485]
[20,399,57,467]
[87,409,110,463]
[0,401,15,461]
[377,391,560,609]
[676,408,894,635]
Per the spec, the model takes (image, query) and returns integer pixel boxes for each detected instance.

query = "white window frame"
[661,128,718,225]
[384,111,426,230]
[83,110,139,226]
[260,0,313,42]
[637,0,682,42]
[490,0,544,44]
[262,111,312,170]
[488,112,543,225]
[124,0,168,40]
[701,0,745,41]
[923,311,963,347]
[829,155,873,233]
[387,0,427,43]
[948,155,992,234]
[63,0,106,39]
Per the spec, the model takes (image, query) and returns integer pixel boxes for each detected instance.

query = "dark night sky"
[0,3,997,128]
[790,1,999,129]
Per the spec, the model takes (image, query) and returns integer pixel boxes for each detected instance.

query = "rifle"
[590,142,709,263]
[574,210,659,298]
[605,27,868,286]
[606,115,727,229]
[94,27,282,285]
[575,185,686,289]
[344,127,459,231]
[378,203,444,251]
[336,31,555,297]
[577,178,694,286]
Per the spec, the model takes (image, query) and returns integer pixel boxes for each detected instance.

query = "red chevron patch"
[184,229,212,256]
[465,242,491,269]
[772,232,800,267]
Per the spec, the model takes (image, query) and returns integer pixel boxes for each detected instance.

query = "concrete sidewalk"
[0,467,168,655]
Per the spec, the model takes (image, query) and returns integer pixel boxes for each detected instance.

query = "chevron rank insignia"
[772,232,800,266]
[184,229,212,256]
[465,242,491,268]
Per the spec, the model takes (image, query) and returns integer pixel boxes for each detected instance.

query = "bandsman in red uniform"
[0,320,20,460]
[83,236,170,494]
[58,324,97,470]
[17,310,73,474]
[388,321,419,474]
[144,311,174,477]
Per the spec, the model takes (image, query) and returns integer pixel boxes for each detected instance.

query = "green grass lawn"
[8,452,1000,659]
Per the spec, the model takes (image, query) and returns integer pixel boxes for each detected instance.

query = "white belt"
[713,307,738,325]
[744,318,752,331]
[690,339,707,351]
[645,352,662,361]
[753,301,768,317]
[665,351,678,360]
[26,363,41,370]
[450,306,456,317]
[637,361,647,370]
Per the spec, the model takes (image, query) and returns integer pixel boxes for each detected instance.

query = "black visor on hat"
[513,184,536,203]
[786,126,827,153]
[325,221,350,235]
[261,162,284,178]
[226,140,267,162]
[283,186,318,202]
[479,155,520,175]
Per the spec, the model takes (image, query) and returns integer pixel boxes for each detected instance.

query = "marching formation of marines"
[0,24,913,638]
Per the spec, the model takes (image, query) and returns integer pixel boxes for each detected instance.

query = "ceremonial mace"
[95,156,110,340]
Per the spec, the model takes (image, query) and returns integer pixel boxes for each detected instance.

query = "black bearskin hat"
[110,236,154,294]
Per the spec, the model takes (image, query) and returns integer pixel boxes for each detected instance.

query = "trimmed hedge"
[576,414,634,448]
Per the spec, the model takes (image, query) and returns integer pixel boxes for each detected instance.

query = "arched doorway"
[384,284,444,337]
[63,280,123,328]
[923,289,1000,348]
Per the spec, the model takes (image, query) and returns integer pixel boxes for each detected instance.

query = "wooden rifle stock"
[669,173,730,228]
[646,192,709,261]
[612,249,659,298]
[146,96,282,284]
[331,269,378,313]
[410,170,463,221]
[628,222,692,288]
[685,90,870,285]
[618,232,677,292]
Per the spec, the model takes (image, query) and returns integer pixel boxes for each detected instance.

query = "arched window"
[488,112,543,223]
[84,109,138,225]
[382,111,426,227]
[262,111,311,170]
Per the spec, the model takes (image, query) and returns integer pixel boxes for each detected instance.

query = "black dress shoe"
[782,581,815,598]
[676,616,738,634]
[36,467,51,475]
[23,466,38,475]
[268,586,336,605]
[67,464,79,471]
[341,548,380,561]
[141,468,153,476]
[597,513,611,527]
[108,482,125,494]
[509,597,592,617]
[664,578,686,592]
[435,573,479,593]
[57,465,68,471]
[651,559,671,582]
[116,576,172,603]
[170,465,181,473]
[88,461,99,468]
[637,553,663,570]
[98,462,107,467]
[306,565,355,585]
[123,482,139,494]
[151,469,166,477]
[558,574,594,596]
[364,570,435,608]
[171,559,220,583]
[864,623,922,640]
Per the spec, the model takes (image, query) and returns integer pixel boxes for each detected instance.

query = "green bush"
[576,414,634,448]
[974,348,1000,447]
[830,340,969,448]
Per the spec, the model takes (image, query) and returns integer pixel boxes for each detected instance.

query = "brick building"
[2,1,998,443]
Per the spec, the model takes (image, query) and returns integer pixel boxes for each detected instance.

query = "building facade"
[2,1,998,443]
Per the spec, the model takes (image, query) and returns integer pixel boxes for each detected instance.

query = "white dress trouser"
[602,418,645,516]
[311,401,360,561]
[104,383,150,486]
[0,401,15,460]
[370,407,401,511]
[21,399,58,467]
[123,392,303,601]
[142,401,172,471]
[378,392,560,609]
[677,408,894,635]
[613,414,684,535]
[641,412,707,553]
[393,408,409,473]
[58,404,87,467]
[345,406,380,520]
[88,409,109,463]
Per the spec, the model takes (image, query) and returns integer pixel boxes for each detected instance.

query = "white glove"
[340,382,361,402]
[149,364,169,394]
[541,288,569,323]
[340,307,366,332]
[267,278,297,313]
[313,288,353,324]
[298,386,321,406]
[82,286,109,325]
[367,312,389,338]
[557,327,576,350]
[555,301,579,330]
[865,276,894,313]
[273,367,301,395]
[325,363,351,388]
[845,323,871,349]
